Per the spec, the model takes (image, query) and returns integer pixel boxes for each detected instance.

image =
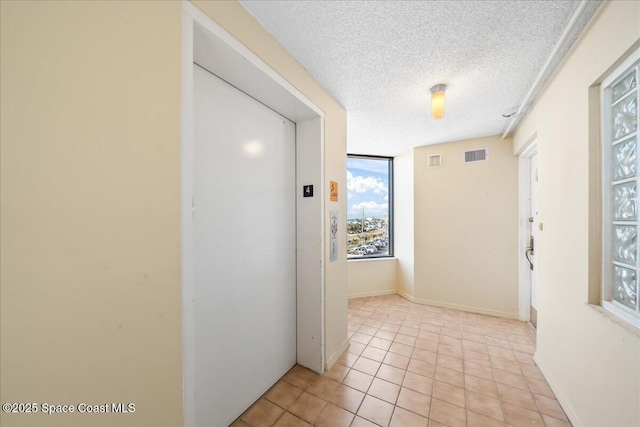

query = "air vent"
[463,148,488,163]
[428,154,442,168]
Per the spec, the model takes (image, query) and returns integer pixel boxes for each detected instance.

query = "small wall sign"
[303,185,314,197]
[330,181,338,202]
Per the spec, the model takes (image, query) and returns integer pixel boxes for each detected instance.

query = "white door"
[529,154,538,327]
[193,64,297,427]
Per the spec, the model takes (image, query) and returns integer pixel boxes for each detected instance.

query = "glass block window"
[602,48,640,326]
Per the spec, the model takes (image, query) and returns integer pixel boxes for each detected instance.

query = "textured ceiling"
[239,1,601,156]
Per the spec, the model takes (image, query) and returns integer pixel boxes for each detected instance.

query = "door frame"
[181,2,326,426]
[517,135,538,322]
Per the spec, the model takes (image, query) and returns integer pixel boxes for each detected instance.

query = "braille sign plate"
[330,181,338,202]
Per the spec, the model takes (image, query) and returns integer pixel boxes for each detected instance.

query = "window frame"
[600,46,640,328]
[346,154,394,260]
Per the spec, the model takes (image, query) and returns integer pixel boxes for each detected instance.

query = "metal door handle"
[525,248,534,271]
[525,235,534,271]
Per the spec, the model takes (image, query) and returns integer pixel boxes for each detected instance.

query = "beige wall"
[348,259,397,299]
[349,137,518,319]
[394,149,415,298]
[512,1,640,426]
[412,136,519,318]
[0,1,347,426]
[0,1,183,426]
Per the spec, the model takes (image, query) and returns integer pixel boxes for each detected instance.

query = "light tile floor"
[234,294,570,427]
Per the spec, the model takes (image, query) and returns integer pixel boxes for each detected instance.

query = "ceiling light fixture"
[430,84,447,120]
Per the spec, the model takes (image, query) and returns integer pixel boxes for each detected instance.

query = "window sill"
[347,257,397,263]
[587,303,640,342]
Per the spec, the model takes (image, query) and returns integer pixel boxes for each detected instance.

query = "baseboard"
[348,289,397,299]
[420,298,518,319]
[352,289,519,320]
[399,293,519,320]
[325,338,350,372]
[397,289,415,302]
[533,353,582,427]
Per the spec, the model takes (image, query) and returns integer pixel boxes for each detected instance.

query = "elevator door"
[193,63,297,427]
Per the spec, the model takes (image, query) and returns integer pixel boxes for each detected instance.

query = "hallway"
[234,295,569,427]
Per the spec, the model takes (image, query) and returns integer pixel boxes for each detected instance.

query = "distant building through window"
[347,155,393,259]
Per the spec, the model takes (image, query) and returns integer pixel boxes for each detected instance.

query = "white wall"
[395,149,415,298]
[512,2,640,425]
[348,258,397,298]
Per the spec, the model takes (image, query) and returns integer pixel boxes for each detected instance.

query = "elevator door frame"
[181,3,326,426]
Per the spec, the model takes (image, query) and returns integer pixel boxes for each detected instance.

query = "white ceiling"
[239,0,601,156]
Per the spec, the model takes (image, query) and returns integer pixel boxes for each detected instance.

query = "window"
[601,47,640,327]
[347,155,393,259]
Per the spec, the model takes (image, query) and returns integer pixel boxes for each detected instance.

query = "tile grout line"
[240,294,569,427]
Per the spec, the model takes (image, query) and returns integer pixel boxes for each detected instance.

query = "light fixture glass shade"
[431,84,447,119]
